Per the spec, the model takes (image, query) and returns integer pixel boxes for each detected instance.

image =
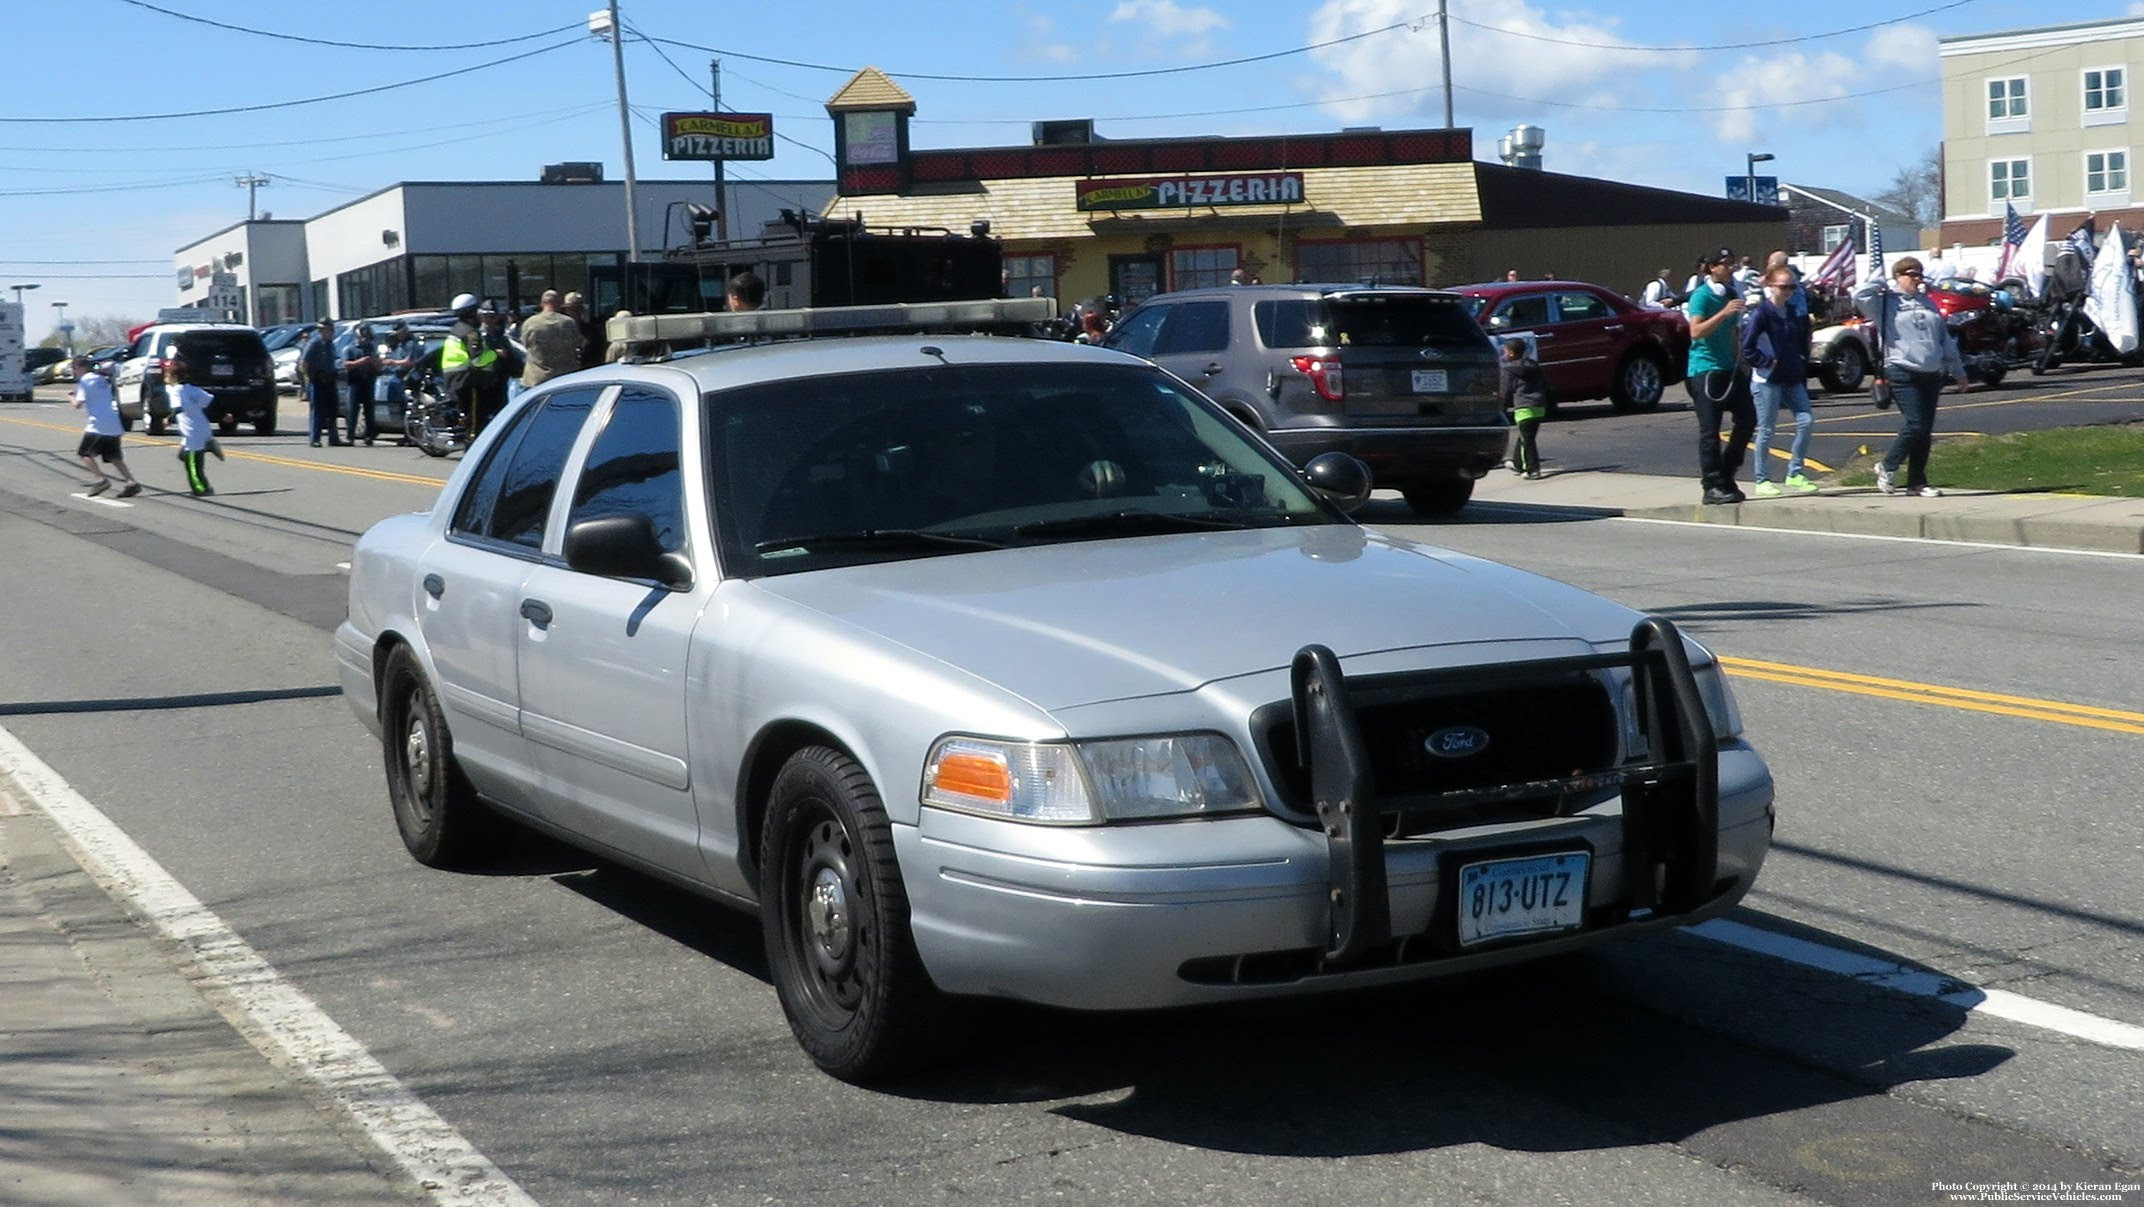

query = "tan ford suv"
[1104,284,1507,514]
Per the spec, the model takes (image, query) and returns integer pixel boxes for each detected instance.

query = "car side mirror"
[563,514,693,589]
[1301,452,1372,512]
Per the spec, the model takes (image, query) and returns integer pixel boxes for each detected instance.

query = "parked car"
[336,299,1774,1083]
[23,347,67,382]
[111,324,277,435]
[82,344,128,381]
[31,353,73,385]
[1101,283,1507,515]
[260,323,309,395]
[1446,280,1690,412]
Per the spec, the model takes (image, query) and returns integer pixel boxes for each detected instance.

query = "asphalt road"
[0,394,2139,1206]
[1544,357,2144,479]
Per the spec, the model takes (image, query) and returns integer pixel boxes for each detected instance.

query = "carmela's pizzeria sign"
[1075,172,1305,212]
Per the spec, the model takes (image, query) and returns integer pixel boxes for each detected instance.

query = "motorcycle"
[1926,280,2026,386]
[402,368,472,458]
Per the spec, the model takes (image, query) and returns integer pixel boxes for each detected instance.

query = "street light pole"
[50,300,69,353]
[9,283,38,310]
[1745,151,1774,205]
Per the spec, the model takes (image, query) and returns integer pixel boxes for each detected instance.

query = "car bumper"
[902,744,1773,1010]
[1264,425,1508,483]
[334,623,380,738]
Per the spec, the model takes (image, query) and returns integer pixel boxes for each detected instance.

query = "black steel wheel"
[760,746,939,1082]
[378,645,498,867]
[1399,477,1475,516]
[1818,340,1868,394]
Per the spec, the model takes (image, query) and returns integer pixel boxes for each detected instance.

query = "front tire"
[378,645,499,868]
[1400,477,1475,516]
[760,747,939,1082]
[1609,351,1665,412]
[1818,340,1869,394]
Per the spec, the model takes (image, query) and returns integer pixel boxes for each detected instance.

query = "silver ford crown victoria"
[337,301,1774,1082]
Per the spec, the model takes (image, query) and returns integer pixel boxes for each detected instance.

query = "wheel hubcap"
[402,703,433,802]
[806,866,851,966]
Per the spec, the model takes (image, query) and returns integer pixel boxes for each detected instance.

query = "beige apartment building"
[1942,17,2144,245]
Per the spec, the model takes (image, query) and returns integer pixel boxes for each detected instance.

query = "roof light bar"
[607,296,1058,350]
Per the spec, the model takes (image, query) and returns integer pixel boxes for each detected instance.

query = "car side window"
[1103,304,1169,359]
[1153,300,1229,355]
[567,386,686,555]
[1554,292,1610,322]
[448,387,601,549]
[1488,295,1552,330]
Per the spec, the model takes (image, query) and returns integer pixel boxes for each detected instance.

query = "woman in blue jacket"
[1739,266,1818,495]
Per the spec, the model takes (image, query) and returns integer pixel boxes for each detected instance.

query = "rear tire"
[1400,477,1475,516]
[253,409,275,437]
[760,746,940,1082]
[1608,351,1665,412]
[379,645,500,868]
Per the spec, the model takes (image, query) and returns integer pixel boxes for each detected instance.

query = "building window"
[2084,67,2126,126]
[1990,158,2030,212]
[255,284,301,326]
[1294,238,1423,286]
[1168,246,1238,291]
[1003,252,1056,299]
[1986,76,2028,135]
[2087,150,2129,201]
[1821,223,1851,251]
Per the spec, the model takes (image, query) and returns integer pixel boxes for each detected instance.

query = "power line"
[0,102,609,158]
[1444,0,1975,53]
[0,259,168,265]
[112,0,582,51]
[636,16,1422,83]
[0,37,582,123]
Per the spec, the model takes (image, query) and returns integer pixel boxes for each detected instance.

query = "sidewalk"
[1469,467,2144,555]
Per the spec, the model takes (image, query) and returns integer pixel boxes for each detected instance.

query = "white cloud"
[1867,23,1936,72]
[1109,0,1229,40]
[1710,48,1864,142]
[1303,0,1696,126]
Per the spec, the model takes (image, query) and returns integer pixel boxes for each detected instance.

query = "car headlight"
[923,733,1263,824]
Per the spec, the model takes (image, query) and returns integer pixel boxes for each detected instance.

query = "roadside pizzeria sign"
[1076,172,1305,212]
[662,112,775,161]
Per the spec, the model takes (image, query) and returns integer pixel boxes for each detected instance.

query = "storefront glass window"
[1169,246,1238,290]
[1295,239,1423,286]
[1004,253,1056,298]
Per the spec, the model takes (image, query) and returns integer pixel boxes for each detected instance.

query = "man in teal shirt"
[1684,246,1756,504]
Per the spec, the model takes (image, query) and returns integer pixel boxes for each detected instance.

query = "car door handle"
[422,573,444,599]
[1201,361,1223,376]
[1604,324,1624,332]
[520,599,553,629]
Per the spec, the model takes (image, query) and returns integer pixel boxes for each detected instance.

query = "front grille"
[1253,671,1620,832]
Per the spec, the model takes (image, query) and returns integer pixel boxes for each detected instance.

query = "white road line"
[1693,918,2144,1051]
[0,723,537,1207]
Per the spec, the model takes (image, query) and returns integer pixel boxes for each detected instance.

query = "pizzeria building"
[820,68,1784,306]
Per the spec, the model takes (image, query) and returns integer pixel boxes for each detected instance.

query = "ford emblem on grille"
[1424,725,1491,758]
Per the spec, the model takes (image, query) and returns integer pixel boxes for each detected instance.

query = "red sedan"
[1447,280,1691,412]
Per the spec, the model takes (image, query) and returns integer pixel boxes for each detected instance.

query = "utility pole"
[1438,0,1453,129]
[236,174,270,221]
[711,59,728,241]
[600,1,642,269]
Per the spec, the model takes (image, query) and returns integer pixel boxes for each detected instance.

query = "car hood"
[750,526,1643,711]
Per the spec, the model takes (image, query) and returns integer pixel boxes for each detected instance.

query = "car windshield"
[1255,294,1487,350]
[1456,296,1488,320]
[710,360,1341,577]
[173,331,270,371]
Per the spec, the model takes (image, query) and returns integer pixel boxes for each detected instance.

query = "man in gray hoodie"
[1855,256,1968,497]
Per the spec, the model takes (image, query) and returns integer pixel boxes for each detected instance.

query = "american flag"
[1812,231,1857,289]
[1994,203,2027,280]
[1868,219,1885,281]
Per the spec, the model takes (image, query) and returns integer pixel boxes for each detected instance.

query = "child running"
[1497,338,1551,479]
[164,358,216,496]
[71,354,141,498]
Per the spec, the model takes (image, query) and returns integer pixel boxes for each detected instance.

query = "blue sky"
[1,0,2131,342]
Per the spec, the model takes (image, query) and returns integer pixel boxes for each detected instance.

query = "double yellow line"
[1721,655,2144,735]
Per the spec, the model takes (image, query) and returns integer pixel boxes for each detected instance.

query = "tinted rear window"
[174,331,270,367]
[1254,295,1486,350]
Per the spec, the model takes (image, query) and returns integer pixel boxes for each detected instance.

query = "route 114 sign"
[662,112,775,162]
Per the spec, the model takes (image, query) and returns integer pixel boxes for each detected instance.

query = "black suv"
[113,325,278,436]
[1104,284,1506,514]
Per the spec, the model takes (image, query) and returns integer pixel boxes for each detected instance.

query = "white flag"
[2015,212,2050,299]
[2084,221,2138,354]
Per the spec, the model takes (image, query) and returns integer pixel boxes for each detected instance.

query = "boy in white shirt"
[164,358,216,496]
[70,354,142,498]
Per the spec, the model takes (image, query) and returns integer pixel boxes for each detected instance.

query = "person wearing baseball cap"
[301,317,346,446]
[1682,246,1755,504]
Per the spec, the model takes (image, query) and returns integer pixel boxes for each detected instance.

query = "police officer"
[440,293,503,437]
